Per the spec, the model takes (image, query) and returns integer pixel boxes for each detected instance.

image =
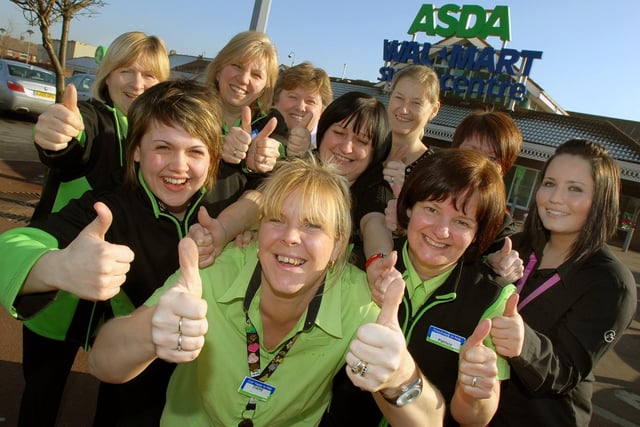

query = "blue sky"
[1,0,637,122]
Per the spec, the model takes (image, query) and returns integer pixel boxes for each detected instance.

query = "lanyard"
[516,252,561,310]
[239,264,324,426]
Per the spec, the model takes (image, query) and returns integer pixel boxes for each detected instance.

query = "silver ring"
[390,176,394,184]
[261,156,268,165]
[232,148,238,157]
[178,317,183,334]
[350,359,368,377]
[471,376,478,387]
[176,334,183,351]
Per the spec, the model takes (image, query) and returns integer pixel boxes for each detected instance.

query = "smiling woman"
[87,157,386,426]
[0,79,223,426]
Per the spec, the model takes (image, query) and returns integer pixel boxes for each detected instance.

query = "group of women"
[0,28,636,427]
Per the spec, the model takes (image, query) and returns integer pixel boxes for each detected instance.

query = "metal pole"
[249,0,272,32]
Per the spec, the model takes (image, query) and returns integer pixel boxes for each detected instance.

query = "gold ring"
[176,334,183,351]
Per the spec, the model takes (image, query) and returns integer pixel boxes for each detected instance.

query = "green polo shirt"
[147,242,379,426]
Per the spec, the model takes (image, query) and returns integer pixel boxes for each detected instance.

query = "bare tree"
[9,0,106,102]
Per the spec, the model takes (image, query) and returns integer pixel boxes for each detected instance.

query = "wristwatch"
[381,376,423,407]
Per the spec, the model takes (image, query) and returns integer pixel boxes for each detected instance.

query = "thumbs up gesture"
[246,116,280,173]
[457,319,499,399]
[366,251,398,307]
[286,110,313,157]
[34,84,85,151]
[152,237,208,363]
[484,237,524,283]
[56,202,134,300]
[223,106,253,164]
[187,206,229,268]
[346,268,418,393]
[490,293,524,358]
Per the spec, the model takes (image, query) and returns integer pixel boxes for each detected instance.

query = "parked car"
[65,73,95,102]
[0,58,56,115]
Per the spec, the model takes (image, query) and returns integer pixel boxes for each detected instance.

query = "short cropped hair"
[125,79,223,190]
[397,148,506,259]
[92,31,170,104]
[274,62,333,108]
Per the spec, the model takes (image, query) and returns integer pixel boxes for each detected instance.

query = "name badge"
[426,325,465,353]
[238,376,276,401]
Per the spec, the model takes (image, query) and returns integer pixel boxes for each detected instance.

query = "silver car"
[65,73,95,102]
[0,58,56,115]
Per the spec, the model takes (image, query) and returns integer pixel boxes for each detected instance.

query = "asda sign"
[409,4,512,41]
[378,4,543,102]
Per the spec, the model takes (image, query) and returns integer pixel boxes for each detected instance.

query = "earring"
[327,259,335,272]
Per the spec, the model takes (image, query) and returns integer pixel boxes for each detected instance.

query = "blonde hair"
[258,156,352,272]
[390,64,440,106]
[92,31,170,105]
[204,31,279,116]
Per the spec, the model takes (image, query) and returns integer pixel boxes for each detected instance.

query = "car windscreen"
[8,64,55,84]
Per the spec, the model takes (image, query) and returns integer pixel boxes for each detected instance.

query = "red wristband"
[365,252,385,270]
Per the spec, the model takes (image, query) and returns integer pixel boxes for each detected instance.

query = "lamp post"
[0,28,6,58]
[24,29,34,64]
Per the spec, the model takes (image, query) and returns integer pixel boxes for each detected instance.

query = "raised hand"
[222,106,253,164]
[366,251,398,307]
[34,84,84,151]
[187,206,228,268]
[58,201,134,300]
[490,293,524,358]
[246,117,280,173]
[152,237,208,363]
[382,144,408,189]
[484,237,524,283]
[457,319,498,399]
[346,268,416,393]
[286,110,313,157]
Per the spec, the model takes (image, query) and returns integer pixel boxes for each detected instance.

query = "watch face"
[396,387,421,407]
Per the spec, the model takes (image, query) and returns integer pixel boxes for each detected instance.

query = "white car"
[0,58,56,115]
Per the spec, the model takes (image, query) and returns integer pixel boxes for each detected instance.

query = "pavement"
[0,113,638,426]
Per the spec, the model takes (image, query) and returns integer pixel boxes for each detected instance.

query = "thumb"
[376,269,404,327]
[63,84,80,115]
[197,206,214,230]
[379,250,398,271]
[300,109,313,129]
[391,181,402,198]
[389,144,408,162]
[176,237,202,297]
[83,201,112,240]
[256,117,277,139]
[501,236,512,254]
[503,293,519,317]
[465,318,492,348]
[241,106,252,134]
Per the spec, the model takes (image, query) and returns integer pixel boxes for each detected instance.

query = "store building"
[331,4,640,251]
